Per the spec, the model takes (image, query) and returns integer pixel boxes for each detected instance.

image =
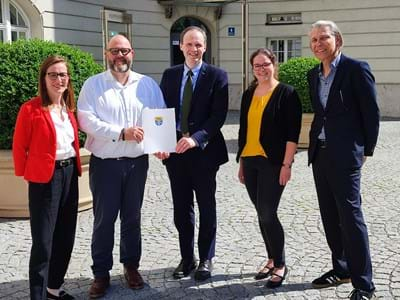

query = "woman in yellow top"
[236,48,302,288]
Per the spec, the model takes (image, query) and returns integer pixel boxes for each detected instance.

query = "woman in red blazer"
[13,55,81,300]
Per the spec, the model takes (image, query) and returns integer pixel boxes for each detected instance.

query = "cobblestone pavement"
[1,112,400,299]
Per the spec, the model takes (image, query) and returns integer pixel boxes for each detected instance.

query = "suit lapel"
[325,55,346,112]
[311,67,324,113]
[174,66,185,118]
[192,63,207,105]
[43,107,57,144]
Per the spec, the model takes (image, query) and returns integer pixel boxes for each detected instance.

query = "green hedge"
[279,57,319,113]
[0,39,103,149]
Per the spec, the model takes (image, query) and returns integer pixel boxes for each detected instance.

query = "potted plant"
[0,39,103,217]
[279,57,319,148]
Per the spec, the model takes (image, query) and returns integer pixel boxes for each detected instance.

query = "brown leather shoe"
[89,276,110,299]
[124,265,144,290]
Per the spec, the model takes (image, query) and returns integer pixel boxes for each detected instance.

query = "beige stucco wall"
[19,0,400,116]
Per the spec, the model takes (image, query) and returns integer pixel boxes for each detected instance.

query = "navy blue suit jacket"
[307,54,380,168]
[160,62,229,167]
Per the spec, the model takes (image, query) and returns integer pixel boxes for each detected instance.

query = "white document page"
[142,108,177,154]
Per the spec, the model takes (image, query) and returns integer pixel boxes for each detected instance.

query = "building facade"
[1,0,399,116]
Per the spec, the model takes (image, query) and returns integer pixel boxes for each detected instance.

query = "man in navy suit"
[307,20,379,300]
[159,26,229,281]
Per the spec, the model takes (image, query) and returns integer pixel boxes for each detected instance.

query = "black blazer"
[307,54,380,168]
[236,83,302,165]
[160,62,229,167]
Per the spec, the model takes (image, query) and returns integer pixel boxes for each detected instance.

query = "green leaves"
[0,39,104,149]
[279,57,319,113]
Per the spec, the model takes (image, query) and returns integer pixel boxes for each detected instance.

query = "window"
[268,38,301,63]
[0,0,29,42]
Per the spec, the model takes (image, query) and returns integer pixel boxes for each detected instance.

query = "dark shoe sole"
[89,283,109,299]
[194,271,211,281]
[127,284,144,290]
[254,268,273,280]
[312,278,351,289]
[173,262,197,279]
[89,292,106,299]
[265,266,288,289]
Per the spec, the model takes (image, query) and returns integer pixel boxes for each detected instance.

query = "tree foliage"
[279,57,319,113]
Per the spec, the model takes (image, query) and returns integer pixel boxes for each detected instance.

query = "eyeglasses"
[107,48,132,56]
[47,72,69,81]
[253,63,272,70]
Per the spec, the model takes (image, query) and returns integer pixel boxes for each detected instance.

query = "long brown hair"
[249,48,278,89]
[38,55,75,111]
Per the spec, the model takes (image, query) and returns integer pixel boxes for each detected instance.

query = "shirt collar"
[105,69,140,87]
[184,62,202,77]
[318,52,341,74]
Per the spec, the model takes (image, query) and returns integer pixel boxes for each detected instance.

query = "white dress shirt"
[77,69,166,158]
[50,107,76,160]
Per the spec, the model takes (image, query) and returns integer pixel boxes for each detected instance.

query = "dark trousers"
[242,156,286,267]
[28,162,78,300]
[89,155,148,278]
[165,152,218,262]
[312,147,374,292]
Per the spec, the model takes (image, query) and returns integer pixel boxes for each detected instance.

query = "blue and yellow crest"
[154,116,163,126]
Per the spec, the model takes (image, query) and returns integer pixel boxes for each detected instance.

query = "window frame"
[0,0,30,42]
[267,37,302,63]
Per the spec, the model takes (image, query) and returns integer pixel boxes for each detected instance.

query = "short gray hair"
[310,20,344,48]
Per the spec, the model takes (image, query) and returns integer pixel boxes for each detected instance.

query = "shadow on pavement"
[0,268,317,300]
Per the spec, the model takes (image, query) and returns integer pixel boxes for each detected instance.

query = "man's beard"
[108,58,131,73]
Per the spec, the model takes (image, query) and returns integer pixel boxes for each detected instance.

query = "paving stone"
[0,112,399,299]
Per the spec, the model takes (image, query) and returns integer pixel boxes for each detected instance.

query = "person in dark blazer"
[158,26,229,281]
[307,20,379,300]
[236,48,302,288]
[13,55,82,300]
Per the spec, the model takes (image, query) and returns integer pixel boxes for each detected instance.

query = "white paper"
[142,108,177,154]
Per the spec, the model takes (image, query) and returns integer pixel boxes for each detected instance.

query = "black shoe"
[173,259,197,279]
[47,290,75,300]
[312,269,351,288]
[265,266,288,289]
[194,260,212,281]
[254,264,273,280]
[349,289,376,300]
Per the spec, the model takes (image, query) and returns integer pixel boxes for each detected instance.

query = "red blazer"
[12,96,82,183]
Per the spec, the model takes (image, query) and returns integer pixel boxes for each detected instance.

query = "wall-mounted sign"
[228,26,235,37]
[266,13,302,25]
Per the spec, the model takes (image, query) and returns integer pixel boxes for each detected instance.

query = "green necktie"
[181,70,193,134]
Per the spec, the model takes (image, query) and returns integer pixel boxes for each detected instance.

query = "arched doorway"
[170,17,211,66]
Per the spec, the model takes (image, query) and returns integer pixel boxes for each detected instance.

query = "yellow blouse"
[241,91,273,158]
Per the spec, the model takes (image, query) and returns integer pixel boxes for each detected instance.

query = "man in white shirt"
[78,34,165,299]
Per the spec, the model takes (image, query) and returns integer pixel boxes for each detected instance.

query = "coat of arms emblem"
[154,116,163,126]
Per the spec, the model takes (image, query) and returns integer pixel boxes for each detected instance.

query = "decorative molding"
[214,7,222,20]
[165,5,173,18]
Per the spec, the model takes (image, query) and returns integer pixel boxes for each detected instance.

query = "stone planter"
[298,113,314,149]
[0,149,92,218]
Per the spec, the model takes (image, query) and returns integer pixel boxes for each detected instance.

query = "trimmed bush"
[279,57,319,113]
[0,39,103,149]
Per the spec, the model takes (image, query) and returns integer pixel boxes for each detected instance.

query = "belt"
[317,139,327,149]
[92,154,146,161]
[55,158,74,168]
